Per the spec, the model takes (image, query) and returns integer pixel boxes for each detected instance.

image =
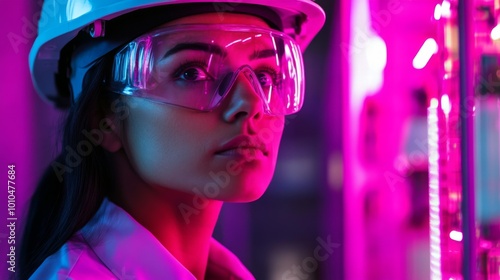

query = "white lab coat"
[30,198,255,280]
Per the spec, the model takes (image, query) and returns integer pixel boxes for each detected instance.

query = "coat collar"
[80,198,255,279]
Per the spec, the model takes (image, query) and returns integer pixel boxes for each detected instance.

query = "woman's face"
[115,13,285,202]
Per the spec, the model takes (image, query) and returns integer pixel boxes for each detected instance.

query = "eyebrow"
[162,43,227,59]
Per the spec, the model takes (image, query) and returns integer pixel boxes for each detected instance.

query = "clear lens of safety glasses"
[107,24,305,115]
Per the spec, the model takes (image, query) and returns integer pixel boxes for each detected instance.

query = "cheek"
[258,116,285,156]
[120,102,211,190]
[118,98,286,201]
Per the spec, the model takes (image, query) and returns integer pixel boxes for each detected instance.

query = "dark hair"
[18,55,118,280]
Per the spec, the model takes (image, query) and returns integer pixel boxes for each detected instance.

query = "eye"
[256,72,273,87]
[174,62,212,82]
[179,67,208,81]
[256,69,277,88]
[255,67,279,88]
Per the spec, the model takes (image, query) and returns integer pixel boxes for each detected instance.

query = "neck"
[108,151,223,279]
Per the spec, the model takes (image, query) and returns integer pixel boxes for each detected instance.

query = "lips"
[215,135,268,157]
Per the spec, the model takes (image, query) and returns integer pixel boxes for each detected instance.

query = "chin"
[229,188,267,202]
[220,178,271,203]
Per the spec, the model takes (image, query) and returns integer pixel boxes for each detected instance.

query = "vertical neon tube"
[428,98,442,280]
[457,0,476,277]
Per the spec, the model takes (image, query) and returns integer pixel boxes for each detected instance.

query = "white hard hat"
[29,0,326,107]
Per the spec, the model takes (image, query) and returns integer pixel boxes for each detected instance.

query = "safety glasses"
[107,24,304,115]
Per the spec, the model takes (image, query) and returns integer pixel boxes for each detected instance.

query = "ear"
[98,116,122,153]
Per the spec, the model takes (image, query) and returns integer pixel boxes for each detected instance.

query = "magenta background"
[0,1,65,279]
[0,0,448,279]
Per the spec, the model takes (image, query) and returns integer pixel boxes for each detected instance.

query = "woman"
[21,0,325,279]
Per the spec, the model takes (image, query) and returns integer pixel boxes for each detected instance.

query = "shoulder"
[29,233,117,280]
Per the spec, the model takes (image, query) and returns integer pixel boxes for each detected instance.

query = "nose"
[221,67,267,123]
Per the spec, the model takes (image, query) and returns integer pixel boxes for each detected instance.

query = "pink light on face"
[413,38,438,69]
[449,230,463,242]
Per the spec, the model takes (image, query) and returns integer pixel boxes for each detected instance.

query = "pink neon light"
[441,94,451,115]
[449,230,463,242]
[413,38,438,69]
[434,4,442,20]
[428,99,442,280]
[491,24,500,41]
[440,0,451,18]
